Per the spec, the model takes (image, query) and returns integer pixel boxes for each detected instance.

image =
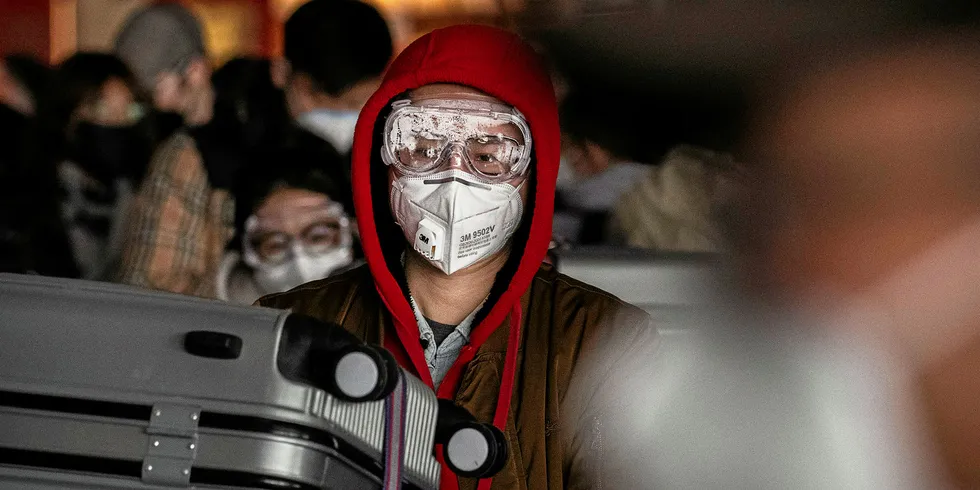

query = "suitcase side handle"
[184,331,243,359]
[276,314,399,402]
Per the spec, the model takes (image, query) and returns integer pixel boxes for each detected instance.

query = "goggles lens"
[383,98,532,181]
[244,202,350,265]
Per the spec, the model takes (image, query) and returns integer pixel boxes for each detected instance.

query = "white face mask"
[246,244,353,294]
[390,169,524,275]
[296,109,359,153]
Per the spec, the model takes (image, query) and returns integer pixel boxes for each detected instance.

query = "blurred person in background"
[194,57,290,196]
[0,55,50,176]
[0,55,74,275]
[115,0,389,298]
[210,57,290,161]
[112,2,229,296]
[258,25,657,489]
[114,54,285,296]
[217,144,357,305]
[554,91,739,251]
[609,144,740,252]
[277,0,394,214]
[114,2,212,142]
[553,91,648,244]
[32,53,152,280]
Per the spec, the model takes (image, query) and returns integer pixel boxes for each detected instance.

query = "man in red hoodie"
[259,25,656,489]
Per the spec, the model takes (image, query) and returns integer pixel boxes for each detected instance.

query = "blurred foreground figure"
[571,31,980,489]
[741,33,980,488]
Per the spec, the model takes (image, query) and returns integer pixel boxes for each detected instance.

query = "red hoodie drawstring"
[436,302,522,490]
[475,302,522,490]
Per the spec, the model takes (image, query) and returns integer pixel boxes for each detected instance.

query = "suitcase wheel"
[328,344,400,402]
[434,399,509,479]
[444,423,508,479]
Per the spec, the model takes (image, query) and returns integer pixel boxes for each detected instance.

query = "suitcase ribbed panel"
[320,374,440,487]
[401,374,440,486]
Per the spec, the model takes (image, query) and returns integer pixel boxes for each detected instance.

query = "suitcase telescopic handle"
[277,314,399,402]
[435,399,509,479]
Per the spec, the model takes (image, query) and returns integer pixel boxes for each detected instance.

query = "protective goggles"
[381,95,533,183]
[243,201,351,266]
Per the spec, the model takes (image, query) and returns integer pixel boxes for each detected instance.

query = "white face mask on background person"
[296,109,359,153]
[240,198,354,294]
[245,243,353,294]
[390,169,524,275]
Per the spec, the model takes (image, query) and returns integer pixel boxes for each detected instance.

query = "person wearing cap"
[258,25,657,489]
[114,0,391,298]
[111,3,233,297]
[114,2,212,138]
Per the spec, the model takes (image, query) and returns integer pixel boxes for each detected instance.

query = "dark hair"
[211,57,289,149]
[559,90,635,161]
[560,87,746,164]
[36,53,141,156]
[284,0,393,96]
[236,142,347,232]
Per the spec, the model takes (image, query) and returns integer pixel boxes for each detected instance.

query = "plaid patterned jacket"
[114,133,234,298]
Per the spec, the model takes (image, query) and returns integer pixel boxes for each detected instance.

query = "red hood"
[350,25,559,387]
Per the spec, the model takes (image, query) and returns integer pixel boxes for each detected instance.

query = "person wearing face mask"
[552,91,650,245]
[0,54,77,276]
[26,53,151,280]
[258,26,657,489]
[276,0,393,215]
[114,0,388,298]
[217,146,358,305]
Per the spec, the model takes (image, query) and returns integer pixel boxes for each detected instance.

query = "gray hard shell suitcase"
[0,274,459,489]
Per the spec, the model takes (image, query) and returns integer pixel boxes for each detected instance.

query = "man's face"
[386,83,531,204]
[152,57,213,125]
[560,135,610,181]
[382,83,534,274]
